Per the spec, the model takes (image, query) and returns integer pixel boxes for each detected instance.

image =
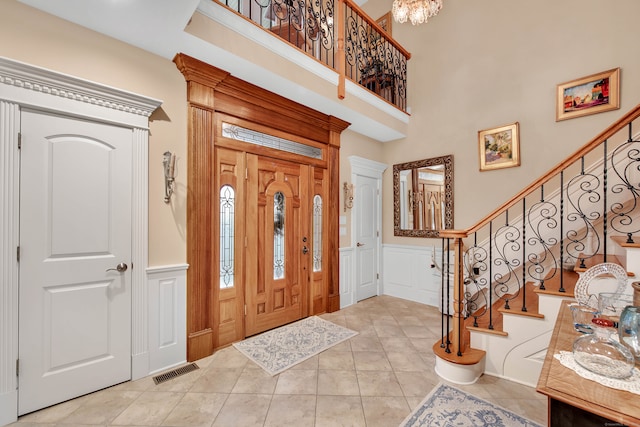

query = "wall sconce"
[343,182,354,212]
[163,151,176,203]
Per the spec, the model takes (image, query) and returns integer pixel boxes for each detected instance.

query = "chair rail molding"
[0,56,161,426]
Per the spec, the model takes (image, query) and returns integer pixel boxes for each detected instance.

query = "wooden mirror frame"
[393,155,454,237]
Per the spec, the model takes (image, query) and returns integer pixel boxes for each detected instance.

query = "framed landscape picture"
[556,68,620,121]
[479,122,520,171]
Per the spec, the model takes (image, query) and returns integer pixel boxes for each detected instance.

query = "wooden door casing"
[174,53,349,360]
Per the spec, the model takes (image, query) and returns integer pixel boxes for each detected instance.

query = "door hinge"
[18,132,21,150]
[377,273,379,279]
[377,231,379,237]
[16,359,19,377]
[16,246,20,262]
[245,167,248,180]
[244,304,247,316]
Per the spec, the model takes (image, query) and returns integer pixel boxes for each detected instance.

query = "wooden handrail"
[462,103,640,237]
[343,0,412,60]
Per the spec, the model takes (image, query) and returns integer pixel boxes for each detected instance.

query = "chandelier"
[392,0,443,25]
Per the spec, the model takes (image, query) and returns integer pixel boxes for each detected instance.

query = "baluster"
[522,199,527,312]
[559,171,565,293]
[488,221,494,330]
[603,139,608,261]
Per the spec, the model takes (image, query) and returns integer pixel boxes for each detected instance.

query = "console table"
[537,301,640,426]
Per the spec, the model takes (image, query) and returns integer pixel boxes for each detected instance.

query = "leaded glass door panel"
[245,154,310,336]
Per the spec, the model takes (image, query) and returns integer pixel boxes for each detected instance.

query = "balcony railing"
[214,0,411,112]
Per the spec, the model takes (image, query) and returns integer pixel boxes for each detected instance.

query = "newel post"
[439,230,468,357]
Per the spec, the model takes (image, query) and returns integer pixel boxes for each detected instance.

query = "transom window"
[222,122,322,159]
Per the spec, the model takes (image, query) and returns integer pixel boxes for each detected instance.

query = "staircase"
[435,104,640,386]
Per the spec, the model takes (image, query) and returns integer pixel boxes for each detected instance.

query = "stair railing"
[437,104,640,363]
[211,0,410,111]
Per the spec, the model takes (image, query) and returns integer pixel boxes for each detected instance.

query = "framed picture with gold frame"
[478,122,520,171]
[556,68,620,121]
[376,12,392,36]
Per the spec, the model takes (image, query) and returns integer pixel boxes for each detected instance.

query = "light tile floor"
[12,295,547,426]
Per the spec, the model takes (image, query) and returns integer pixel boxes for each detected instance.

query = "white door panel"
[19,110,132,415]
[355,175,378,301]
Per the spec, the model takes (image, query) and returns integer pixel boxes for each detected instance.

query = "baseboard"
[148,359,188,376]
[0,389,17,427]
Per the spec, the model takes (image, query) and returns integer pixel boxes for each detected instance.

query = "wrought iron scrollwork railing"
[438,104,640,361]
[343,5,408,111]
[213,0,410,111]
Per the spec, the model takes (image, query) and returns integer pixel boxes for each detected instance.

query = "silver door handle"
[106,262,128,273]
[357,242,364,247]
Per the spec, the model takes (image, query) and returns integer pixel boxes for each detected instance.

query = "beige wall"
[1,0,187,266]
[362,0,640,246]
[339,130,386,247]
[6,0,640,261]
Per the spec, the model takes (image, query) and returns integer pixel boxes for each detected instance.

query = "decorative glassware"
[573,318,635,379]
[569,303,599,334]
[598,292,633,320]
[619,306,640,362]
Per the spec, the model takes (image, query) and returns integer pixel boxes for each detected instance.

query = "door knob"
[106,262,128,273]
[357,242,365,247]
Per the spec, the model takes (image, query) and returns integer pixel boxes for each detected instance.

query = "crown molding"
[0,57,161,118]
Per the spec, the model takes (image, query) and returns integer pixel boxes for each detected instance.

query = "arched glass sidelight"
[219,185,235,289]
[313,195,322,272]
[274,191,285,279]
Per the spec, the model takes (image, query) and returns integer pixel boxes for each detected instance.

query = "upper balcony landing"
[17,0,409,142]
[192,0,410,142]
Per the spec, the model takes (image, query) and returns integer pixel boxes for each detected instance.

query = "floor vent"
[152,362,199,385]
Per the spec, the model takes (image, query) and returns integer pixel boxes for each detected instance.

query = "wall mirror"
[393,155,454,237]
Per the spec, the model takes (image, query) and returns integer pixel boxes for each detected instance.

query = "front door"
[245,154,310,335]
[18,110,132,415]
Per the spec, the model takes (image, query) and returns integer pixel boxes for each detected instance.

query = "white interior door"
[355,174,379,301]
[18,110,133,415]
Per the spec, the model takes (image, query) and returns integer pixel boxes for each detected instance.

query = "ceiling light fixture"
[392,0,443,25]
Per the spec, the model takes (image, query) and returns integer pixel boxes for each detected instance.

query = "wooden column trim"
[174,53,224,361]
[327,116,349,312]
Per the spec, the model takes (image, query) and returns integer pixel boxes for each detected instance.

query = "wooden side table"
[537,301,640,426]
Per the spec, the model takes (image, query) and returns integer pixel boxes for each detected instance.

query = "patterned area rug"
[399,383,543,427]
[233,316,358,375]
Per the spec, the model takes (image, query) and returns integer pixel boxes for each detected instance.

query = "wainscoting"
[340,244,442,310]
[146,264,188,375]
[339,248,355,309]
[381,244,441,308]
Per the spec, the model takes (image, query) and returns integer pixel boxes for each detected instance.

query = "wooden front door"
[245,154,311,336]
[175,54,349,360]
